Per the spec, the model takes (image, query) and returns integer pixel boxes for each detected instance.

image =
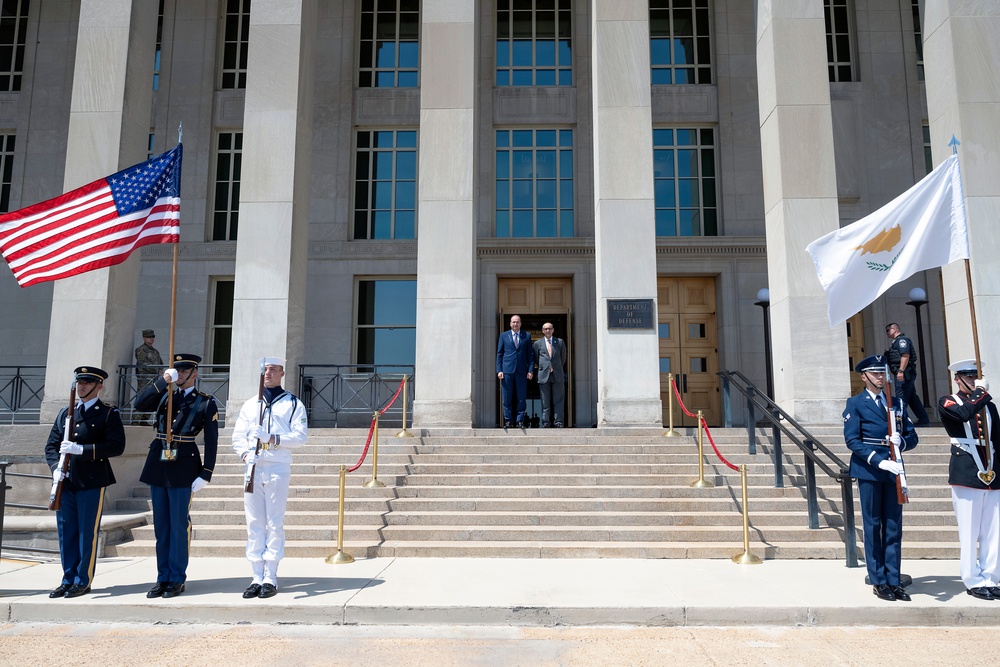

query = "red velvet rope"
[347,377,407,473]
[669,377,739,471]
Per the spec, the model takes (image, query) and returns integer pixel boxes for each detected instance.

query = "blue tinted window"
[359,1,420,88]
[649,1,712,85]
[354,129,419,239]
[497,2,572,86]
[652,125,717,237]
[495,128,574,238]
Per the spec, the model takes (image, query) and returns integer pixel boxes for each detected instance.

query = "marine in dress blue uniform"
[938,359,1000,600]
[44,367,125,598]
[135,353,218,599]
[843,354,918,601]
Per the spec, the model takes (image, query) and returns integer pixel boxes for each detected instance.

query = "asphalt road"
[0,623,978,666]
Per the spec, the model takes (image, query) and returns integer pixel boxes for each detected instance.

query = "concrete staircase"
[107,425,959,560]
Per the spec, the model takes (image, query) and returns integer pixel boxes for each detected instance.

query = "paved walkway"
[2,555,999,627]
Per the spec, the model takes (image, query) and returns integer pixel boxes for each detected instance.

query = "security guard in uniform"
[135,353,218,599]
[45,367,125,598]
[843,354,918,601]
[885,322,930,426]
[938,359,1000,600]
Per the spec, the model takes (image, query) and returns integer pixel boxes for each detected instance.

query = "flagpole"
[166,243,178,447]
[964,259,983,378]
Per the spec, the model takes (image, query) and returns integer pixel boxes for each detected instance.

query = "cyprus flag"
[806,154,969,327]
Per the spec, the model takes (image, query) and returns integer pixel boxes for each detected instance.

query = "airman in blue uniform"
[844,354,918,601]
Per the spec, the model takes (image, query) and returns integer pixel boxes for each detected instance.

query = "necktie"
[876,394,886,411]
[513,332,519,348]
[546,338,552,357]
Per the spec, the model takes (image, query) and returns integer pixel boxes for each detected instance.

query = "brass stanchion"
[396,375,413,437]
[364,411,386,488]
[732,463,762,564]
[664,372,679,437]
[690,409,713,488]
[325,465,355,564]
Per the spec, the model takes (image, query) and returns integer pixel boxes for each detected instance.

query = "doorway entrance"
[497,278,572,428]
[657,276,720,426]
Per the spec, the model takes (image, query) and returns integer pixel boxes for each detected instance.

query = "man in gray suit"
[534,322,568,427]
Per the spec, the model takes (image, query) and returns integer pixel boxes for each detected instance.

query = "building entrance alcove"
[497,278,572,428]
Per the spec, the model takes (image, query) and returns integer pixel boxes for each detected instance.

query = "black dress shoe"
[891,585,911,601]
[503,421,512,429]
[988,587,1000,598]
[161,582,185,598]
[516,422,524,428]
[873,584,896,601]
[64,584,91,598]
[146,582,167,598]
[242,583,262,599]
[49,584,70,598]
[258,583,277,599]
[968,587,995,600]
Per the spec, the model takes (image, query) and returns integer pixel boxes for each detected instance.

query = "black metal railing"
[0,366,46,424]
[0,461,60,557]
[299,365,414,428]
[719,370,858,568]
[117,364,230,426]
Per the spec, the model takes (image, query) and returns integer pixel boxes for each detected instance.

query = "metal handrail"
[0,461,60,556]
[299,365,414,428]
[117,364,230,426]
[0,365,46,424]
[718,370,858,568]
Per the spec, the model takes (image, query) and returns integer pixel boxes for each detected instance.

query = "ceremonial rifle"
[884,364,909,505]
[47,383,76,511]
[243,362,266,493]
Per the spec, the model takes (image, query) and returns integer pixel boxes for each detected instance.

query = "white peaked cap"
[948,358,979,375]
[259,357,286,368]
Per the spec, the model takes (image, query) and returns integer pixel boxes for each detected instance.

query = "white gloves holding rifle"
[51,468,63,483]
[191,477,208,493]
[59,440,83,455]
[887,433,901,447]
[879,459,904,476]
[243,451,257,466]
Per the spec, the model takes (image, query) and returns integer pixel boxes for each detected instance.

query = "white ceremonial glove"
[976,378,990,392]
[164,368,179,383]
[878,459,904,476]
[59,441,84,455]
[52,468,63,483]
[244,451,257,466]
[248,425,262,443]
[191,477,209,493]
[888,433,901,447]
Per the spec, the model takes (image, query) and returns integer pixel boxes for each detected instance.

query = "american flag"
[0,144,182,287]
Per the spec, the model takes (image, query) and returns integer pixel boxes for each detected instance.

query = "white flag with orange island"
[806,153,969,327]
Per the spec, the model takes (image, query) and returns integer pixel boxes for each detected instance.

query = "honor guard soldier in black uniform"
[45,367,126,598]
[135,353,218,599]
[938,359,1000,600]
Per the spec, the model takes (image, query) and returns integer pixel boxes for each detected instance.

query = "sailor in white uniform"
[232,357,307,598]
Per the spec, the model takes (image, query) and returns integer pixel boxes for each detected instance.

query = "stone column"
[40,0,157,420]
[229,0,316,406]
[411,0,477,428]
[756,1,850,421]
[923,2,1000,371]
[590,1,661,426]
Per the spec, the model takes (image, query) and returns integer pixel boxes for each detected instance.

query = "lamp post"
[755,288,774,401]
[905,287,930,407]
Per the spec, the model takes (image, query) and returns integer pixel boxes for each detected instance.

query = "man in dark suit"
[533,322,567,428]
[135,353,218,599]
[843,354,918,602]
[496,314,533,428]
[45,366,126,598]
[938,359,1000,600]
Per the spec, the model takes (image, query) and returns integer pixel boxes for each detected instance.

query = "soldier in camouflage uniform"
[134,329,163,423]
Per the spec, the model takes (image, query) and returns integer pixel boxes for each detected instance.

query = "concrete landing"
[1,556,997,627]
